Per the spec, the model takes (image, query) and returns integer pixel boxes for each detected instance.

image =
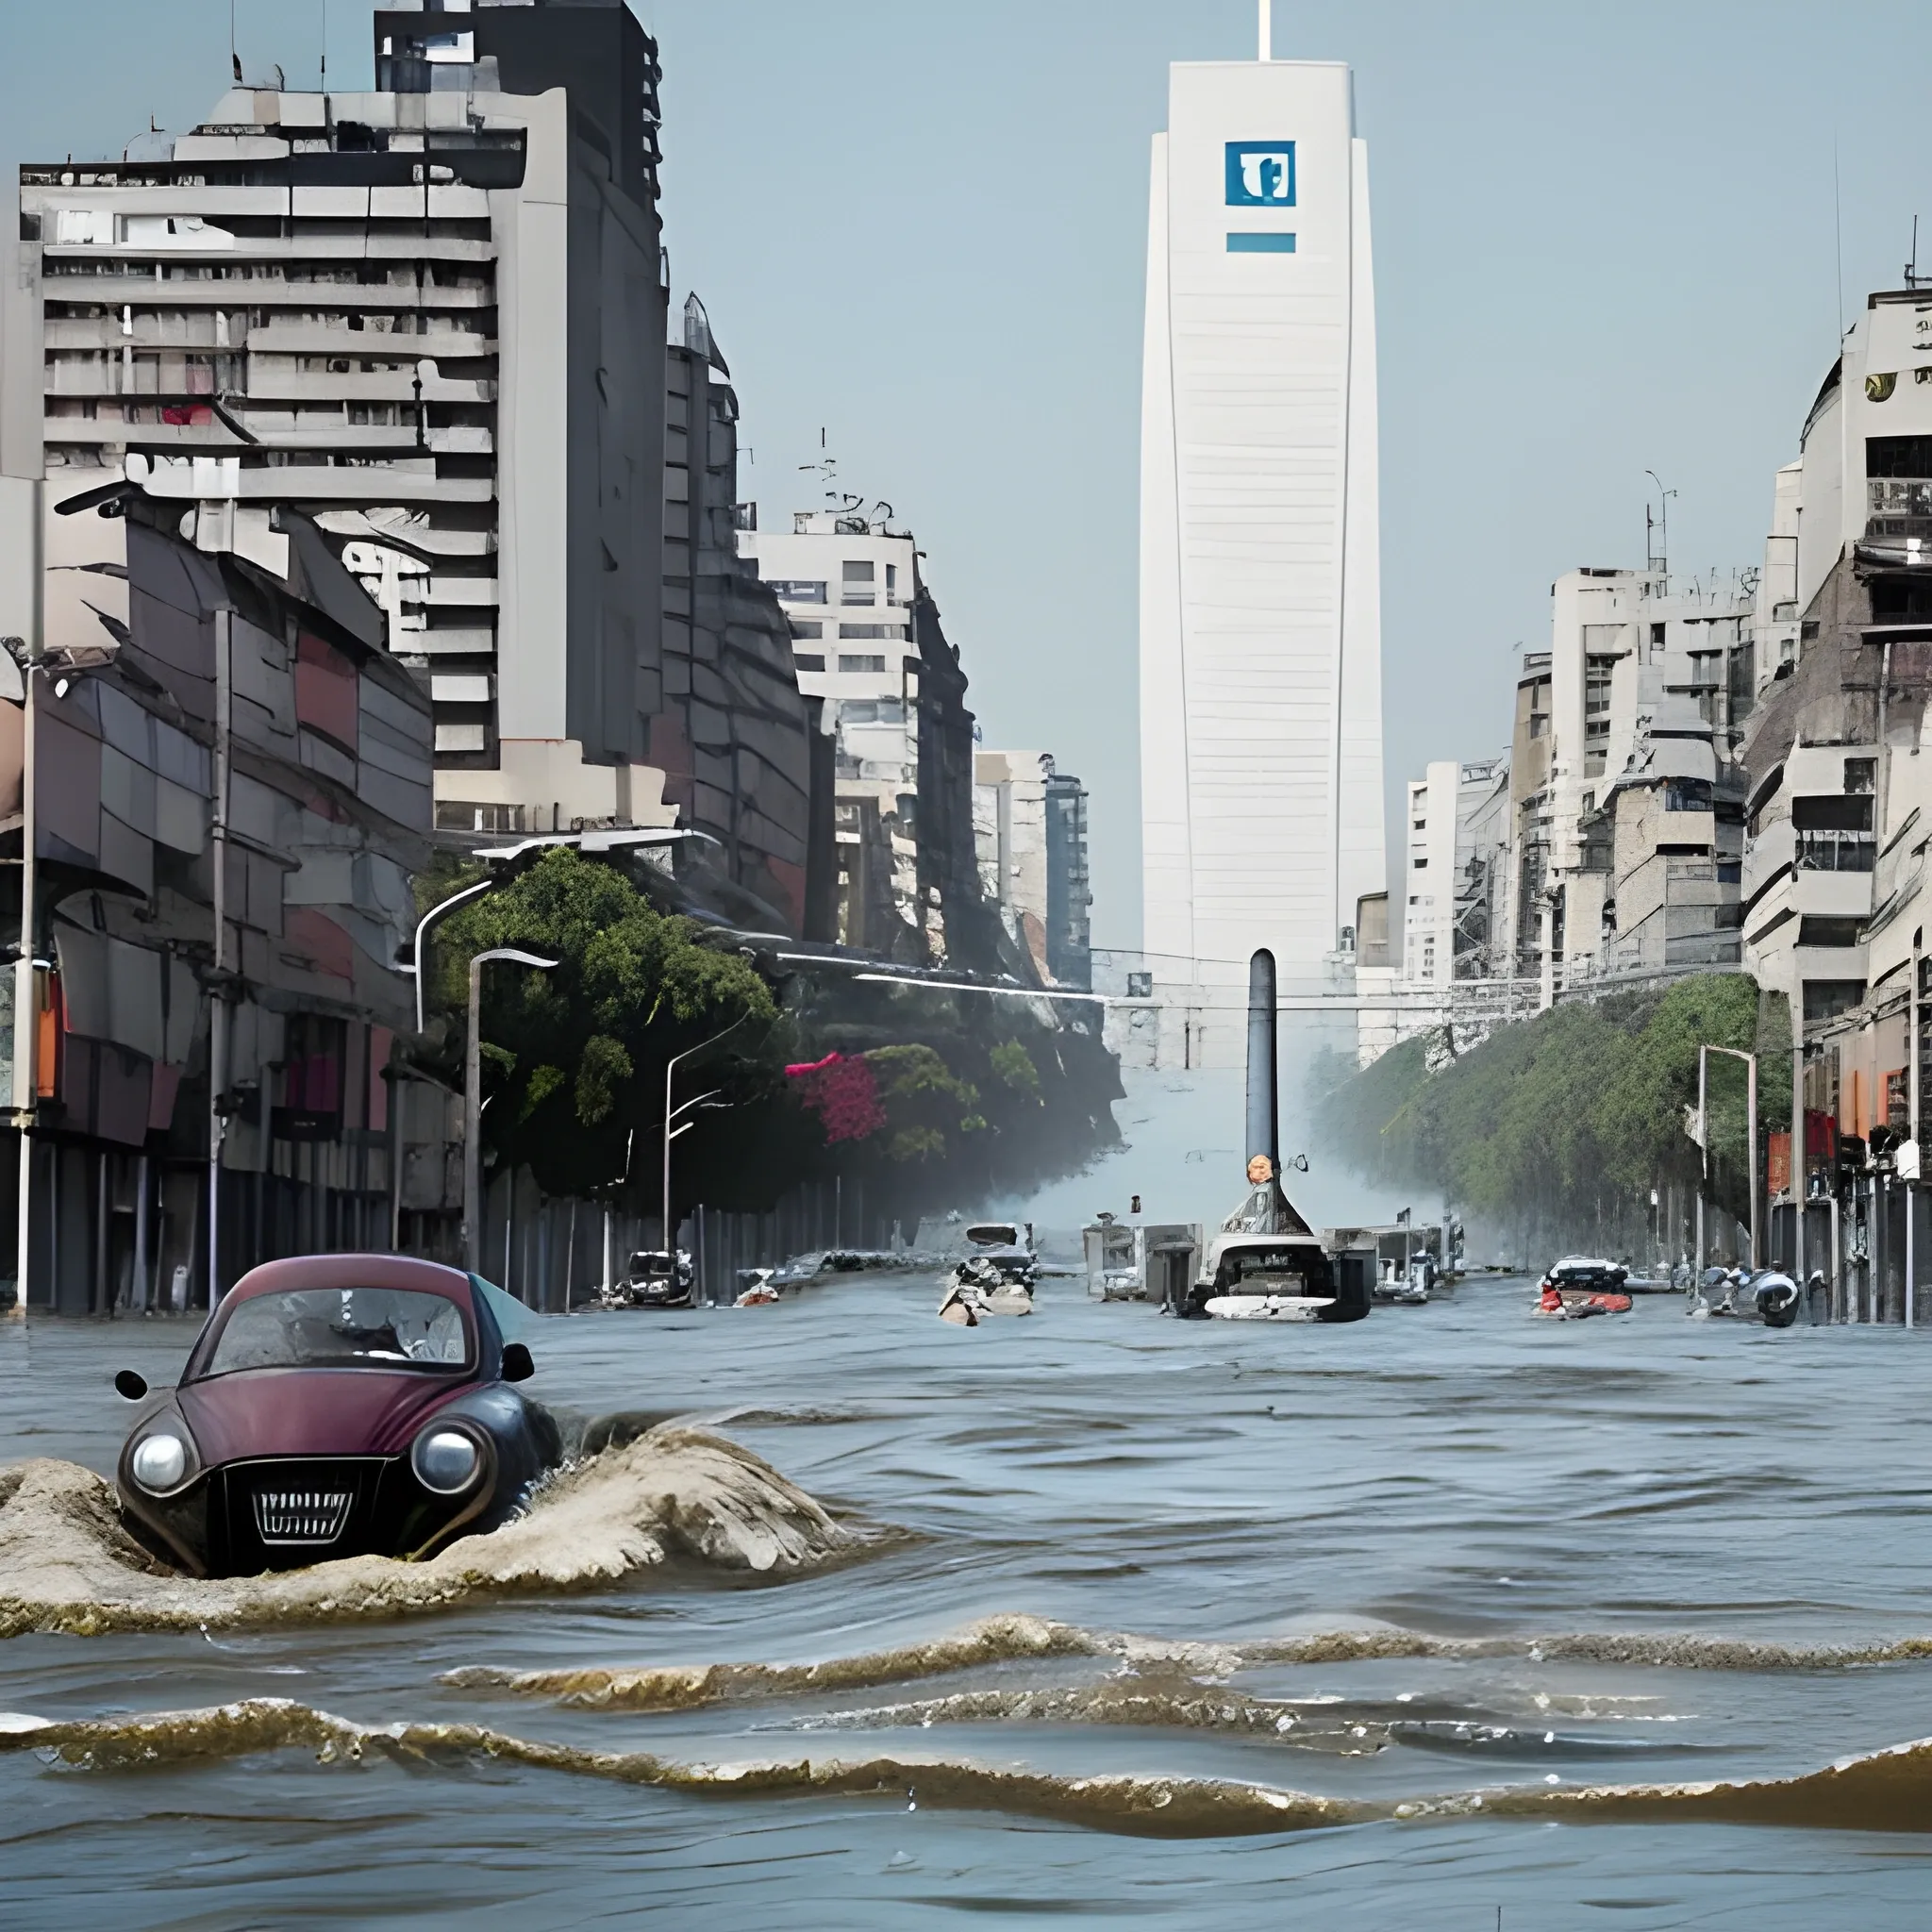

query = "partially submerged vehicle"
[1687,1266,1800,1326]
[606,1248,695,1310]
[1532,1257,1633,1317]
[939,1224,1039,1324]
[1187,1232,1373,1324]
[113,1255,560,1577]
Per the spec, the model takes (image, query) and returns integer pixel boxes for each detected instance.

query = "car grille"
[252,1486,354,1545]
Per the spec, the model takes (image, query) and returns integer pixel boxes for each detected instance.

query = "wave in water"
[4,1696,1930,1838]
[0,1425,866,1640]
[441,1611,1932,1716]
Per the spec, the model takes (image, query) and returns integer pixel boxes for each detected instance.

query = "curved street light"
[463,947,558,1274]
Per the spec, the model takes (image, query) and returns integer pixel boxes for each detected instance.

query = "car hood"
[177,1368,474,1465]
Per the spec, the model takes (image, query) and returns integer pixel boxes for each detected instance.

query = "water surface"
[4,1274,1932,1928]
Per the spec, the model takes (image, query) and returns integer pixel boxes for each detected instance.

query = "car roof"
[219,1253,476,1309]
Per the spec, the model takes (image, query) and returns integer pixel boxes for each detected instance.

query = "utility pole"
[1911,928,1923,1328]
[1700,1043,1759,1269]
[8,614,40,1312]
[462,948,556,1275]
[659,1012,749,1258]
[208,606,231,1303]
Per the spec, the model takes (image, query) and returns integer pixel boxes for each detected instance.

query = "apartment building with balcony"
[1739,288,1932,1253]
[1500,568,1754,991]
[20,0,672,841]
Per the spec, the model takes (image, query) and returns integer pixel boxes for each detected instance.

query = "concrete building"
[23,0,673,841]
[3,483,433,1308]
[1138,44,1385,1040]
[745,508,993,966]
[658,296,824,935]
[974,751,1092,989]
[1737,287,1932,1316]
[1400,760,1459,988]
[1501,569,1754,992]
[1400,756,1510,989]
[1451,755,1510,978]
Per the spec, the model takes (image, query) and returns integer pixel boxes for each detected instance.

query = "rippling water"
[6,1273,1932,1928]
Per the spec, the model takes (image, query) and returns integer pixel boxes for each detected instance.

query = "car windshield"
[1218,1246,1325,1292]
[207,1287,472,1374]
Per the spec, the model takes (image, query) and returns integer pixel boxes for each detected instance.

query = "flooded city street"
[5,1273,1932,1928]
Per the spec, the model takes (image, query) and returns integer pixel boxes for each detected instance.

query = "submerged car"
[610,1248,695,1309]
[113,1255,560,1577]
[1187,1233,1373,1324]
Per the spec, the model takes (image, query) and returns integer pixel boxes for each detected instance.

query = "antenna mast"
[1258,0,1272,61]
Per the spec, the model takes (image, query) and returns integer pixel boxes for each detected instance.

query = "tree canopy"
[1312,974,1792,1248]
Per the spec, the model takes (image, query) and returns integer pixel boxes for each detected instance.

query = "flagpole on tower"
[1258,0,1272,61]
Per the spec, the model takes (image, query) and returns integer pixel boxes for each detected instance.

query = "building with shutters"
[0,485,431,1310]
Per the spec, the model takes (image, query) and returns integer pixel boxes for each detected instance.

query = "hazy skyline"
[3,1,1924,948]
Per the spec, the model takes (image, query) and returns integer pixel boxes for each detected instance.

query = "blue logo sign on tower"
[1224,142,1295,208]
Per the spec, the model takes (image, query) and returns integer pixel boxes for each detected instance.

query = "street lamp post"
[1699,1043,1759,1270]
[660,1014,749,1259]
[463,948,557,1274]
[5,632,39,1314]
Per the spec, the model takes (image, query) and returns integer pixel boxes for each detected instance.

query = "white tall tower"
[1138,46,1385,1043]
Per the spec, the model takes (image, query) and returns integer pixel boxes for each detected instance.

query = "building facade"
[5,486,432,1309]
[974,750,1093,989]
[24,0,672,840]
[658,297,821,935]
[1139,52,1385,1030]
[746,508,992,965]
[1500,569,1754,992]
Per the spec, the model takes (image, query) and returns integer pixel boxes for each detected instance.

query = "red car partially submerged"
[114,1255,560,1577]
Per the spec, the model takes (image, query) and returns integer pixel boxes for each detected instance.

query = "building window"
[794,653,825,672]
[1845,758,1876,794]
[838,653,887,674]
[789,620,823,639]
[1411,857,1427,870]
[1797,916,1864,948]
[886,562,899,603]
[839,623,905,640]
[841,559,875,606]
[838,698,906,724]
[767,578,825,604]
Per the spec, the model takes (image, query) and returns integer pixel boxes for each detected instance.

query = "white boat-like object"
[1192,1229,1373,1324]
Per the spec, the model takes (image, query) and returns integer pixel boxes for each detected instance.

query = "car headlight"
[411,1425,483,1495]
[130,1431,190,1494]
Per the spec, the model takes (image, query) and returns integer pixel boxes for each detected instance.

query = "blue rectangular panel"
[1226,232,1297,254]
[1225,142,1295,207]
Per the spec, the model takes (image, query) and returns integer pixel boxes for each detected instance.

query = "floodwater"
[6,1274,1932,1929]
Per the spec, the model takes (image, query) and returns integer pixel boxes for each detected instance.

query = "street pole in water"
[1696,1048,1707,1273]
[1245,949,1278,1175]
[1910,928,1922,1328]
[462,948,557,1274]
[1699,1043,1760,1271]
[660,1012,749,1259]
[8,535,41,1311]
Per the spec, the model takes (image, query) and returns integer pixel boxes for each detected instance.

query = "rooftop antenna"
[230,0,240,85]
[1908,215,1923,290]
[1257,0,1272,60]
[1834,137,1845,341]
[321,0,327,91]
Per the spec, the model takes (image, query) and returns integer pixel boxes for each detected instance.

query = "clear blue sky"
[4,2,1923,948]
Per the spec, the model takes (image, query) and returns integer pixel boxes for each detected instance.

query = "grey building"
[6,487,432,1309]
[23,0,670,839]
[658,296,824,936]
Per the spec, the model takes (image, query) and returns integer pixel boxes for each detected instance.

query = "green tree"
[425,849,783,1202]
